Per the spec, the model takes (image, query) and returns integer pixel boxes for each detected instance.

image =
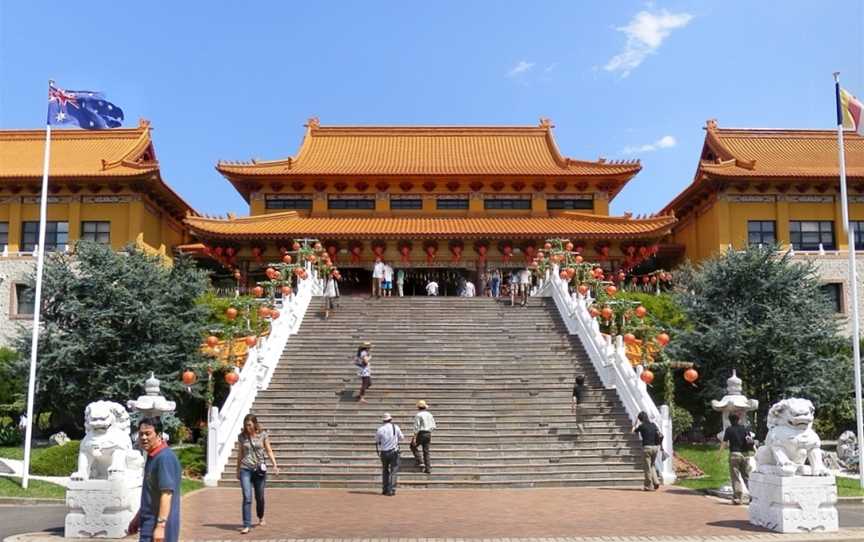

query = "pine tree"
[15,242,210,435]
[669,245,852,436]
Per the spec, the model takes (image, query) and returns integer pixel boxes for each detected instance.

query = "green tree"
[15,242,210,436]
[669,246,852,436]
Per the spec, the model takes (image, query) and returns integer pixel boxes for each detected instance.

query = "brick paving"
[181,486,786,540]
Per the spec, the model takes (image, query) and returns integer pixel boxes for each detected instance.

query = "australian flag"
[47,84,124,129]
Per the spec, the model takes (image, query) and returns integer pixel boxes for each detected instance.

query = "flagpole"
[834,72,864,488]
[21,81,54,490]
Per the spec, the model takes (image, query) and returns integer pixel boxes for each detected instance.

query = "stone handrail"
[545,264,676,483]
[203,269,314,486]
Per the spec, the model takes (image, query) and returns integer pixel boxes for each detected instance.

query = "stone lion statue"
[70,400,143,481]
[755,398,829,477]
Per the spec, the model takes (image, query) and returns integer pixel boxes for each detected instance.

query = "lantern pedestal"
[748,472,838,533]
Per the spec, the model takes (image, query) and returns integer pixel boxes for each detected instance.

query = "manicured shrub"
[30,440,80,476]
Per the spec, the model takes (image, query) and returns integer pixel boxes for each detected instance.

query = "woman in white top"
[322,275,338,320]
[354,342,372,403]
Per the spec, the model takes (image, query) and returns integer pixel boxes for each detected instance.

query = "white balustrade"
[203,272,314,486]
[544,264,676,483]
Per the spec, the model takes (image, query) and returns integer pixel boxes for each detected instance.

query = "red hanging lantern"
[605,285,617,296]
[642,276,650,284]
[265,267,276,278]
[536,251,544,260]
[327,244,338,263]
[683,368,699,383]
[182,369,197,386]
[292,241,301,251]
[205,335,220,348]
[640,370,655,384]
[600,307,614,320]
[225,371,239,386]
[574,255,583,264]
[350,244,363,264]
[451,244,463,263]
[623,333,637,345]
[281,285,293,296]
[523,245,536,264]
[258,306,271,319]
[270,309,280,320]
[502,244,513,262]
[313,242,323,251]
[543,242,552,251]
[282,254,293,264]
[251,247,262,262]
[559,270,569,280]
[244,335,257,347]
[565,241,574,252]
[589,307,600,318]
[225,307,238,320]
[617,271,626,282]
[656,332,670,347]
[214,246,224,257]
[252,286,264,297]
[477,244,488,263]
[298,269,308,280]
[634,306,647,319]
[577,284,589,296]
[226,247,236,257]
[233,270,242,281]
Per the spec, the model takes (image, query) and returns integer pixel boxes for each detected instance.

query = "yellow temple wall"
[0,190,185,253]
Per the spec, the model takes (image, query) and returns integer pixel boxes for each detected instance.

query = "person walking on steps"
[322,274,338,320]
[632,411,662,491]
[396,268,405,297]
[375,413,404,496]
[236,414,279,534]
[354,341,373,403]
[571,375,586,434]
[518,267,531,306]
[410,400,436,474]
[382,263,394,297]
[720,413,755,505]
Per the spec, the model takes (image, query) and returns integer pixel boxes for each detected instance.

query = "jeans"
[239,467,266,528]
[491,280,500,298]
[380,449,400,494]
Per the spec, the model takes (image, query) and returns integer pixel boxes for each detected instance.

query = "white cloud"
[604,10,693,77]
[621,135,677,154]
[507,60,535,77]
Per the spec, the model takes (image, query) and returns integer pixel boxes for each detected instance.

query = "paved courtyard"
[182,486,774,539]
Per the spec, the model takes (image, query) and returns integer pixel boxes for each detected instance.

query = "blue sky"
[1,1,863,217]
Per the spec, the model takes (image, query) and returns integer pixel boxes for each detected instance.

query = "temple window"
[851,221,864,250]
[789,220,835,250]
[747,220,775,246]
[484,198,531,210]
[820,283,843,313]
[265,195,312,210]
[21,221,68,252]
[436,197,469,210]
[13,284,34,316]
[328,196,375,210]
[0,222,8,250]
[390,198,423,210]
[81,221,111,244]
[547,199,594,210]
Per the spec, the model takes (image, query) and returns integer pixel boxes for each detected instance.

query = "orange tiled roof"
[0,119,161,178]
[661,119,864,216]
[0,120,197,219]
[699,120,864,178]
[185,211,675,240]
[217,118,641,178]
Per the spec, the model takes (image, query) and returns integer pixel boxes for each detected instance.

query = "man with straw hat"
[410,400,436,474]
[375,412,404,496]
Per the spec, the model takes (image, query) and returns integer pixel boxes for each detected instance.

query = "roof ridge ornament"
[306,117,321,129]
[706,118,719,130]
[539,117,554,128]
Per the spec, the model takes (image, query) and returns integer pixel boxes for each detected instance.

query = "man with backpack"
[720,413,755,505]
[632,411,662,491]
[375,413,404,496]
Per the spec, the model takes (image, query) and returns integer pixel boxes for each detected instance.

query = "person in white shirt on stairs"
[353,342,372,403]
[382,263,394,297]
[462,281,476,297]
[426,280,439,296]
[375,413,404,496]
[410,400,436,474]
[372,259,385,298]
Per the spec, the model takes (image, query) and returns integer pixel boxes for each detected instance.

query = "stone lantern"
[710,369,758,439]
[127,372,176,418]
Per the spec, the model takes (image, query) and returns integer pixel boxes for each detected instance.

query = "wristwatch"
[156,517,167,525]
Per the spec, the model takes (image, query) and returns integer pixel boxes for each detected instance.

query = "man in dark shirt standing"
[632,411,661,491]
[127,417,182,542]
[571,375,586,433]
[721,414,754,505]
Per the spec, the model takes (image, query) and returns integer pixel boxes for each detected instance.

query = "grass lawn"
[0,476,65,500]
[0,445,48,461]
[676,443,864,497]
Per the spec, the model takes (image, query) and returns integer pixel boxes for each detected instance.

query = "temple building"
[184,118,677,293]
[662,119,864,328]
[0,120,195,343]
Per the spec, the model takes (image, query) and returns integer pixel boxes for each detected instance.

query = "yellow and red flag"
[839,86,864,135]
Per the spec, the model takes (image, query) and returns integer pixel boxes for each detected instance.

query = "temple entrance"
[334,265,481,296]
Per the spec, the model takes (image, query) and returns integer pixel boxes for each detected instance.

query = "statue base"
[748,472,838,533]
[65,474,141,538]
